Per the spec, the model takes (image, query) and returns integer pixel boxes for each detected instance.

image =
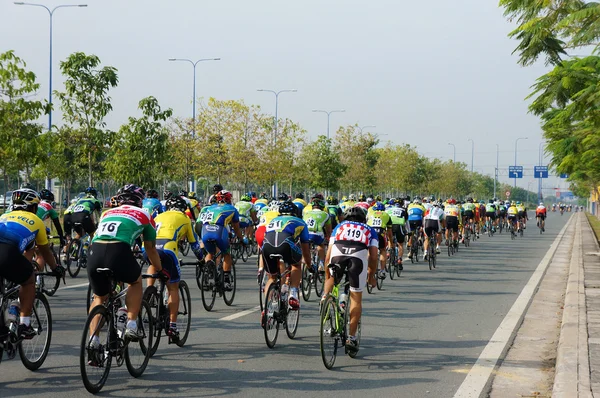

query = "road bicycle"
[387,238,402,280]
[301,243,325,301]
[426,230,437,270]
[34,236,62,296]
[79,267,153,394]
[178,238,190,257]
[197,244,236,311]
[320,262,361,369]
[262,254,299,348]
[65,225,90,278]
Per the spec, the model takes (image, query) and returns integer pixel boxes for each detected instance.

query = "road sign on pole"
[505,191,511,198]
[508,166,523,179]
[534,165,549,178]
[560,173,569,178]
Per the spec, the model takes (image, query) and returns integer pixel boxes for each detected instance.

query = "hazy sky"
[1,0,567,195]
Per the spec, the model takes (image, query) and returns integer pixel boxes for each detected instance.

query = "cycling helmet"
[479,200,485,205]
[516,201,521,205]
[375,195,382,202]
[539,202,544,206]
[327,195,335,203]
[467,197,473,203]
[405,195,411,202]
[85,187,98,198]
[213,184,223,193]
[295,193,304,200]
[165,195,188,213]
[39,188,54,202]
[359,194,366,202]
[311,198,325,209]
[20,182,35,190]
[278,192,289,202]
[448,198,456,205]
[329,197,339,206]
[413,197,422,204]
[240,194,251,202]
[115,184,145,207]
[147,189,159,199]
[12,188,40,211]
[388,199,396,206]
[366,197,374,204]
[433,201,441,207]
[188,191,197,199]
[505,200,510,205]
[341,196,347,201]
[216,190,232,204]
[511,201,516,206]
[268,200,279,211]
[343,206,367,223]
[489,199,494,204]
[312,193,324,200]
[374,201,385,211]
[348,194,357,201]
[429,195,435,202]
[178,189,188,197]
[278,200,298,216]
[422,197,429,203]
[163,190,173,200]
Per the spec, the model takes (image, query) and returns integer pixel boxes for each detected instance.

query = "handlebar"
[178,259,203,266]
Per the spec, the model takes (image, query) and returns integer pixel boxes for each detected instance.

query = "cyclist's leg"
[347,255,367,338]
[1,244,36,328]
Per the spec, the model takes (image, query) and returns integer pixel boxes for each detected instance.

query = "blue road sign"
[509,166,523,179]
[560,173,569,178]
[534,165,549,178]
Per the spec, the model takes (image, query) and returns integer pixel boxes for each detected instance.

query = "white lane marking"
[453,215,574,398]
[219,306,260,321]
[61,282,89,290]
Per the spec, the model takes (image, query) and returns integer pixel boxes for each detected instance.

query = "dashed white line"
[60,282,89,290]
[219,306,260,321]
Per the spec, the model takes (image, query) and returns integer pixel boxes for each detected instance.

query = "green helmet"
[240,195,251,201]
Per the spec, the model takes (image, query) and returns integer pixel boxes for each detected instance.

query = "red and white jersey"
[330,221,379,248]
[536,205,547,215]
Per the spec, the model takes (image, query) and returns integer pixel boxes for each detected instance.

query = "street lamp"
[494,144,499,199]
[514,137,528,187]
[257,89,297,197]
[357,125,376,134]
[14,1,88,189]
[312,109,345,139]
[538,142,545,201]
[448,143,456,163]
[467,138,474,172]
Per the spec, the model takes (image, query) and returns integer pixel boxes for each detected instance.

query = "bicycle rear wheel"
[201,263,217,311]
[66,239,81,278]
[314,269,324,297]
[195,262,203,290]
[125,299,152,378]
[223,264,236,306]
[19,292,52,370]
[428,243,433,271]
[285,306,299,340]
[258,268,267,311]
[319,295,338,369]
[180,240,190,256]
[80,305,112,394]
[376,269,384,290]
[301,263,312,302]
[388,250,396,281]
[241,244,249,262]
[176,280,192,347]
[142,285,162,357]
[263,283,280,349]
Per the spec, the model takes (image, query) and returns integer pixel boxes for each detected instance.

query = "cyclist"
[498,199,508,228]
[142,189,163,219]
[199,190,246,291]
[423,201,444,260]
[407,197,426,259]
[340,194,357,212]
[461,197,476,242]
[37,189,65,245]
[87,184,165,351]
[303,197,332,272]
[150,195,204,342]
[72,187,103,256]
[188,191,201,219]
[326,196,343,230]
[178,190,197,222]
[260,200,311,312]
[485,199,497,233]
[235,194,258,241]
[323,206,378,353]
[292,193,307,215]
[366,201,392,279]
[385,198,407,269]
[516,201,528,230]
[0,189,65,338]
[444,198,460,246]
[507,201,519,231]
[536,202,547,232]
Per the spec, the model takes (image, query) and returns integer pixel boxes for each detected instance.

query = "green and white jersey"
[36,201,59,221]
[234,201,254,223]
[92,205,156,246]
[463,203,476,212]
[302,209,331,236]
[385,206,407,225]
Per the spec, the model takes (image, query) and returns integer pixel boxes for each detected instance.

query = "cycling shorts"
[262,233,302,274]
[152,239,181,283]
[445,216,459,233]
[391,224,405,243]
[330,244,368,293]
[201,224,230,255]
[71,211,96,235]
[63,212,73,236]
[88,242,141,297]
[485,212,496,220]
[463,210,474,219]
[0,243,34,284]
[424,219,440,237]
[518,211,526,220]
[308,233,325,246]
[536,213,546,220]
[239,217,251,229]
[408,220,422,233]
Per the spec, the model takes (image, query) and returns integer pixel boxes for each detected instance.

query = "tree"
[106,96,172,187]
[300,135,346,192]
[55,52,118,186]
[334,125,380,193]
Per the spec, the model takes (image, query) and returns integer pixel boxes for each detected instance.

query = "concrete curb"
[553,214,593,398]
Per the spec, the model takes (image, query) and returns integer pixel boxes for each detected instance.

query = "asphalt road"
[0,214,571,397]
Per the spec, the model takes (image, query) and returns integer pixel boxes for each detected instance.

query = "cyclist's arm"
[144,240,162,271]
[51,216,64,241]
[301,242,311,267]
[231,221,243,241]
[37,244,58,269]
[323,221,332,241]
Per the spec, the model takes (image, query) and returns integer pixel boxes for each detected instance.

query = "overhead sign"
[560,173,569,179]
[509,166,523,179]
[505,191,511,198]
[534,165,549,178]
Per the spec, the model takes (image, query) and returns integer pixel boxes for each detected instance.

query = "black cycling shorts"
[463,210,474,219]
[0,243,34,284]
[329,255,365,292]
[63,212,73,236]
[262,232,302,275]
[537,213,546,220]
[445,216,459,233]
[71,211,96,235]
[486,212,496,220]
[391,224,405,243]
[424,219,440,237]
[88,242,141,296]
[408,220,422,233]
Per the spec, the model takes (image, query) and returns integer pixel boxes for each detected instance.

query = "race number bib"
[370,218,383,227]
[73,205,86,213]
[343,225,364,242]
[201,212,214,223]
[267,220,283,232]
[392,209,403,217]
[97,221,122,237]
[306,218,316,229]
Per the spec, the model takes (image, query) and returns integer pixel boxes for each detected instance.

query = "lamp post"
[467,138,474,172]
[14,1,88,189]
[312,109,345,139]
[448,143,456,163]
[494,144,499,199]
[169,57,220,192]
[356,125,376,134]
[258,89,297,197]
[514,137,528,187]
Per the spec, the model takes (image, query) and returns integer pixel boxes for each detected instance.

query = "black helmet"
[343,206,367,223]
[311,197,325,209]
[213,184,223,193]
[85,187,98,198]
[163,190,173,200]
[295,193,304,200]
[115,184,145,207]
[12,188,40,211]
[358,194,366,202]
[166,195,188,213]
[147,189,159,199]
[278,192,289,202]
[178,189,188,197]
[20,182,36,191]
[39,188,54,202]
[278,200,298,216]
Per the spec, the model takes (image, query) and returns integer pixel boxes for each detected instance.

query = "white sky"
[1,0,569,195]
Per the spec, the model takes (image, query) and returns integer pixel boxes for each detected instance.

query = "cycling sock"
[21,316,31,326]
[126,320,137,330]
[91,335,100,345]
[170,322,177,330]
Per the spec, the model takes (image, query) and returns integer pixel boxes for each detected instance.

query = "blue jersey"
[266,215,310,243]
[142,198,163,219]
[254,202,267,212]
[292,199,305,214]
[407,204,426,221]
[200,203,240,227]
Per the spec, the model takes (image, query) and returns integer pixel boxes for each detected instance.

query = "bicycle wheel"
[258,268,267,311]
[319,295,338,369]
[388,250,396,281]
[314,269,324,297]
[263,283,280,349]
[345,294,361,358]
[180,240,190,257]
[366,280,373,294]
[241,244,249,263]
[376,269,384,290]
[19,292,52,370]
[125,299,152,378]
[195,261,203,291]
[176,281,192,347]
[428,243,433,270]
[142,285,162,357]
[66,239,81,278]
[301,263,312,302]
[230,244,239,266]
[86,284,94,314]
[201,263,217,312]
[431,246,437,269]
[80,305,112,394]
[285,305,299,340]
[42,265,60,297]
[223,264,236,306]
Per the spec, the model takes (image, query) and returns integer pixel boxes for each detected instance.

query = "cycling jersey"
[366,209,392,232]
[517,205,526,213]
[266,215,310,243]
[36,200,59,221]
[326,205,342,225]
[74,196,102,214]
[485,204,496,213]
[407,203,426,221]
[92,205,156,246]
[303,209,331,243]
[259,209,279,227]
[292,198,307,214]
[235,201,255,226]
[536,205,547,216]
[330,221,379,249]
[444,204,460,218]
[154,210,199,257]
[198,203,240,227]
[424,207,444,221]
[507,206,519,216]
[339,200,356,212]
[462,203,476,213]
[386,206,407,225]
[0,210,49,252]
[63,202,77,215]
[142,198,163,219]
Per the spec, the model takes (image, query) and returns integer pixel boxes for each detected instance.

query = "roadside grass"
[586,212,600,243]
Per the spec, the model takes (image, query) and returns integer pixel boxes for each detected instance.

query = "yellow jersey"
[259,210,279,227]
[154,210,197,255]
[0,210,49,252]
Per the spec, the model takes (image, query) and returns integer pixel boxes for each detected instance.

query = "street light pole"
[448,143,456,163]
[169,57,220,192]
[258,89,297,197]
[14,2,88,189]
[494,144,499,199]
[356,125,376,134]
[467,138,474,172]
[514,137,528,187]
[312,109,345,139]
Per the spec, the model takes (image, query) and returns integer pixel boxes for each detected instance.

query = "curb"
[553,214,593,398]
